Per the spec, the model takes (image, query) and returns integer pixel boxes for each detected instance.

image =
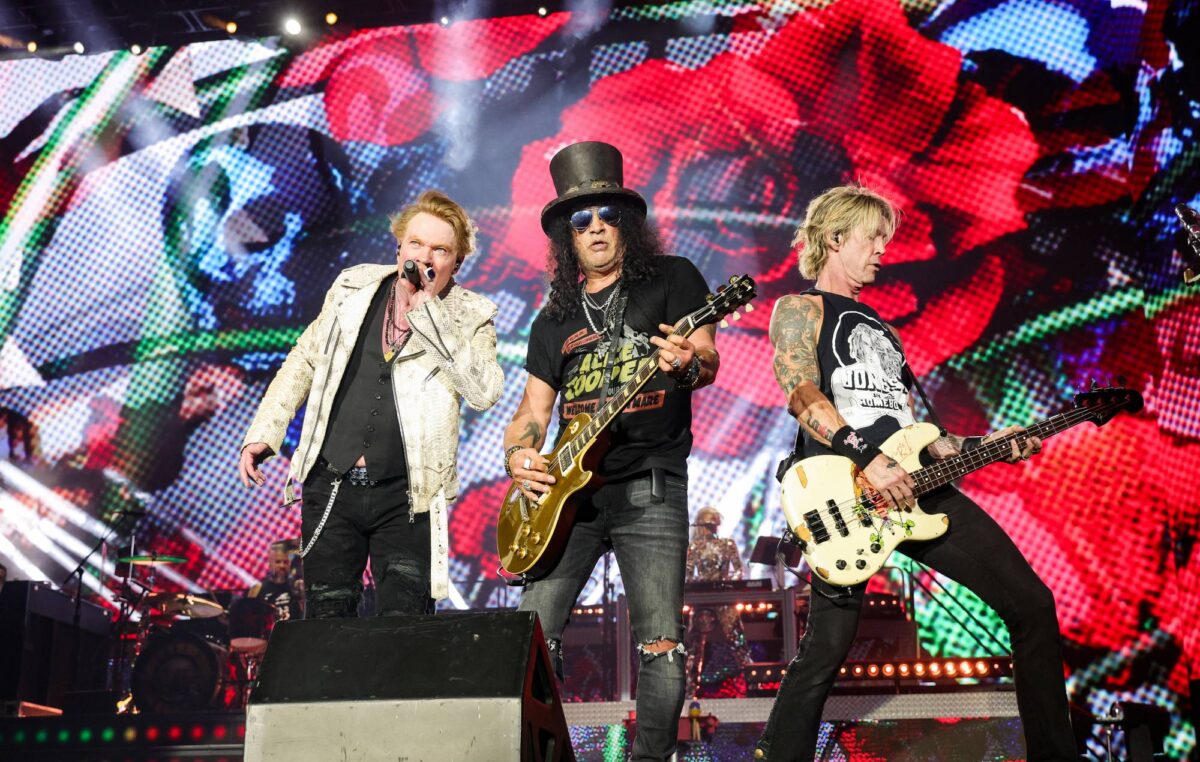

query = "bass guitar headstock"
[1074,381,1143,427]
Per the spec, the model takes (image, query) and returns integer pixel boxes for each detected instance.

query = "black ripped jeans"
[300,466,432,619]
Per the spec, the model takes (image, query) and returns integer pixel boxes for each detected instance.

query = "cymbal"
[143,592,225,619]
[118,553,186,566]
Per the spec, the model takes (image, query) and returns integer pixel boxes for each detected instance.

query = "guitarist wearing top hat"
[502,141,720,762]
[754,184,1077,761]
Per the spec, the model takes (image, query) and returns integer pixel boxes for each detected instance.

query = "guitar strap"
[775,352,947,482]
[594,284,628,411]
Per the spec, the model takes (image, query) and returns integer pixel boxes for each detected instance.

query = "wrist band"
[961,436,983,453]
[503,444,523,478]
[676,356,702,389]
[830,425,882,470]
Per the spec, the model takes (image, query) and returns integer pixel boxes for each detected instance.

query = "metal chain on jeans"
[299,478,341,558]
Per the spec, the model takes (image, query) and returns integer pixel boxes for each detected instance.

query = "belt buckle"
[347,466,374,487]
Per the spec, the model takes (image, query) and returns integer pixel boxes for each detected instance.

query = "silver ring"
[671,357,682,370]
[523,457,532,470]
[522,479,531,490]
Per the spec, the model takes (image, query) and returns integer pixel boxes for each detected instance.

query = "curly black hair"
[542,198,665,321]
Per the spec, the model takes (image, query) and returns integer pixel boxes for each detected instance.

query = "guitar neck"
[558,322,701,468]
[911,407,1093,495]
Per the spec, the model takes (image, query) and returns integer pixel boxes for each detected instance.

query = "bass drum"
[132,629,234,713]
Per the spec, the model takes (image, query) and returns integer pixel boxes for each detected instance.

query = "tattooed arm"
[770,294,846,445]
[772,295,915,509]
[503,374,558,500]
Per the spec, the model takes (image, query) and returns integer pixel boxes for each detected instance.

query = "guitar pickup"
[857,498,875,527]
[826,499,849,537]
[804,510,830,544]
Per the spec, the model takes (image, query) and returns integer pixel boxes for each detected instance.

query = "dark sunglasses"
[569,205,621,232]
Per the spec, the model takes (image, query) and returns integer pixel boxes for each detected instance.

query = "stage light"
[851,664,864,677]
[882,663,895,677]
[79,728,93,742]
[226,21,238,33]
[959,660,973,676]
[284,17,302,35]
[326,12,338,25]
[100,727,114,742]
[537,6,548,15]
[897,663,910,676]
[929,661,942,676]
[975,660,989,675]
[73,42,85,54]
[866,664,880,677]
[26,41,36,53]
[130,44,143,55]
[439,16,450,26]
[123,727,137,742]
[944,660,957,676]
[213,725,227,740]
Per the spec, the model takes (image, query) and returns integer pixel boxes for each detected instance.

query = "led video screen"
[1,0,1197,756]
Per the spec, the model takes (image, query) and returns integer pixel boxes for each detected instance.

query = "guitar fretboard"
[554,318,700,474]
[911,406,1097,495]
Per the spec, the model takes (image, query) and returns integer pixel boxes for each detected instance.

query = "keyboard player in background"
[684,507,751,698]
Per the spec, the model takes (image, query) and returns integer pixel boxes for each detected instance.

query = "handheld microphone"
[402,260,422,289]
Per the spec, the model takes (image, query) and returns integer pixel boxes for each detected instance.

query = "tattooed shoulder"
[770,294,823,396]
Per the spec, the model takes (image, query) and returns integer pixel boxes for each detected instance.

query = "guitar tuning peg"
[706,294,714,302]
[745,303,755,312]
[731,311,741,321]
[1089,378,1098,390]
[720,319,729,328]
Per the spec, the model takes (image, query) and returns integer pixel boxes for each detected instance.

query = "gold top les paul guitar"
[780,384,1143,587]
[497,274,757,577]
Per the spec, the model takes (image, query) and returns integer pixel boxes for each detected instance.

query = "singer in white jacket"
[238,190,503,617]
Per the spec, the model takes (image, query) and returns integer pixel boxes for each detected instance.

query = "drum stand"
[234,651,264,709]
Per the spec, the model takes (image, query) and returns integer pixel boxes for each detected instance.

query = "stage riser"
[0,719,1026,761]
[246,699,522,761]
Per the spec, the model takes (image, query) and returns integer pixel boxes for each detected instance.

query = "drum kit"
[110,543,299,714]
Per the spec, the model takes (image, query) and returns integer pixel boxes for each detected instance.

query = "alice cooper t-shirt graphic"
[525,256,710,481]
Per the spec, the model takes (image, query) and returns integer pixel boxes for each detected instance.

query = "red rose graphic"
[498,0,1040,445]
[282,14,567,145]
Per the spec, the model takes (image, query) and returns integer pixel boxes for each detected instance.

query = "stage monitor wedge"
[245,611,574,762]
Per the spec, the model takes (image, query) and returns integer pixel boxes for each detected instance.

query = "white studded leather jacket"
[241,263,504,600]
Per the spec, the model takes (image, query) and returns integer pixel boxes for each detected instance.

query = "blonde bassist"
[754,185,1077,762]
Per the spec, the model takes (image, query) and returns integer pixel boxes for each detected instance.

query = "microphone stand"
[61,508,141,694]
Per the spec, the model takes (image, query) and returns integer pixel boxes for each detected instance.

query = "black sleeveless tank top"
[801,289,914,458]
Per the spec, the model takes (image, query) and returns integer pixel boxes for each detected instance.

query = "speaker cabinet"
[0,581,110,711]
[245,612,574,762]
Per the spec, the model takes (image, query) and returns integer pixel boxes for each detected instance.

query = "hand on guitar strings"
[983,425,1042,464]
[651,323,695,377]
[510,447,555,502]
[860,453,916,512]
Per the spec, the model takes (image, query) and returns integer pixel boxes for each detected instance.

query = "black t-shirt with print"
[525,256,711,480]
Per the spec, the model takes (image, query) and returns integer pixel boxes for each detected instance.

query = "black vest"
[319,275,408,481]
[801,289,913,458]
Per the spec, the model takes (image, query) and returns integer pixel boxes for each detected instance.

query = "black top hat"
[540,141,647,233]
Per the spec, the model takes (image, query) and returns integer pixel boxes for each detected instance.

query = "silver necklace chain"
[581,282,618,335]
